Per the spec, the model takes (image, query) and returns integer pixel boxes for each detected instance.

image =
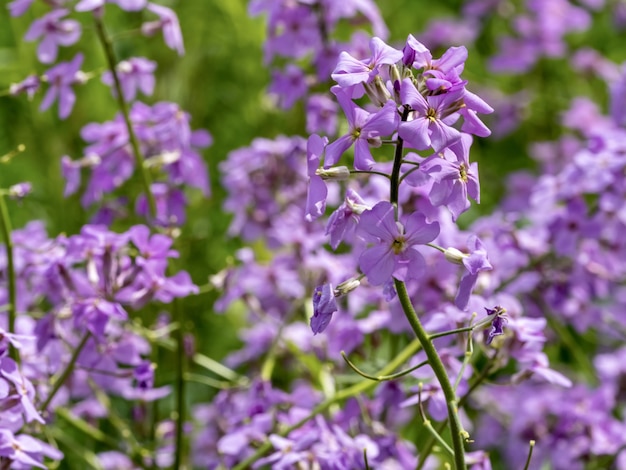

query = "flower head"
[357,201,440,286]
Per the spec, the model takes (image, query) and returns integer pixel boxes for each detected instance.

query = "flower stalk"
[0,194,18,363]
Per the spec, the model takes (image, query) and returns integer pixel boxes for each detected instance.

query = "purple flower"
[446,235,492,310]
[24,9,81,64]
[420,133,480,220]
[326,188,369,249]
[484,306,507,345]
[269,64,308,109]
[357,201,440,286]
[102,57,156,102]
[76,0,147,11]
[306,94,338,136]
[305,134,328,222]
[8,0,35,16]
[9,74,40,99]
[40,53,85,119]
[142,3,185,56]
[331,37,403,87]
[325,88,398,170]
[310,284,338,334]
[0,431,48,469]
[398,78,462,152]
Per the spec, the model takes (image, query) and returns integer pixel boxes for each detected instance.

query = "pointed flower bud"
[316,166,350,181]
[335,278,360,296]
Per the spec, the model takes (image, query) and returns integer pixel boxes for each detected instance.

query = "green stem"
[417,349,499,470]
[232,338,423,470]
[394,280,466,470]
[0,195,18,363]
[93,15,157,218]
[522,440,536,470]
[341,351,429,382]
[390,107,410,208]
[41,332,91,412]
[172,298,187,470]
[350,170,391,179]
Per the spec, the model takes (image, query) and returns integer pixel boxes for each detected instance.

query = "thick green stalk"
[394,280,466,469]
[232,338,423,470]
[0,195,18,363]
[93,15,157,218]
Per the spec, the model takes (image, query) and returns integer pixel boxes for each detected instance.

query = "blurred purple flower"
[305,134,328,222]
[40,53,85,119]
[142,3,185,55]
[102,57,156,102]
[24,9,81,64]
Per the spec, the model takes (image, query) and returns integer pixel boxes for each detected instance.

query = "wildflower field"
[1,0,626,469]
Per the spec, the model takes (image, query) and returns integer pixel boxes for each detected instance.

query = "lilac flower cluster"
[0,221,195,467]
[191,380,416,469]
[215,25,571,467]
[62,101,211,226]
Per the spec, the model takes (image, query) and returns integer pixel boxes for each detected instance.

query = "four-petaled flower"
[357,201,440,286]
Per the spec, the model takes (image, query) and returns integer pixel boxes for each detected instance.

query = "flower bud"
[335,278,361,296]
[444,247,468,265]
[316,166,350,181]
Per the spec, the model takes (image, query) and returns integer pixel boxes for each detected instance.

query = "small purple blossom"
[142,3,185,56]
[357,201,440,286]
[40,53,85,119]
[24,9,81,64]
[325,88,398,170]
[331,37,403,87]
[399,78,463,152]
[311,284,338,334]
[305,134,329,222]
[484,305,507,345]
[102,57,156,102]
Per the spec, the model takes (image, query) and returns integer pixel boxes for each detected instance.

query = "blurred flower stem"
[0,194,18,363]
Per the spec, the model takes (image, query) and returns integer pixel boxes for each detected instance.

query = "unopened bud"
[8,182,32,200]
[364,75,392,107]
[335,278,360,296]
[444,247,468,265]
[316,166,350,181]
[144,150,182,169]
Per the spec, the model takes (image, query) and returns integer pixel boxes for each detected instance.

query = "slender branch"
[93,15,157,218]
[522,440,536,470]
[232,338,423,470]
[350,170,391,179]
[0,195,18,363]
[398,164,422,186]
[41,332,91,412]
[341,351,429,382]
[417,382,454,457]
[394,280,466,470]
[417,349,499,470]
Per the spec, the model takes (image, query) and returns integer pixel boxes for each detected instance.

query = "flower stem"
[93,15,157,219]
[389,106,410,209]
[172,297,187,470]
[394,279,466,470]
[0,195,18,363]
[40,331,91,413]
